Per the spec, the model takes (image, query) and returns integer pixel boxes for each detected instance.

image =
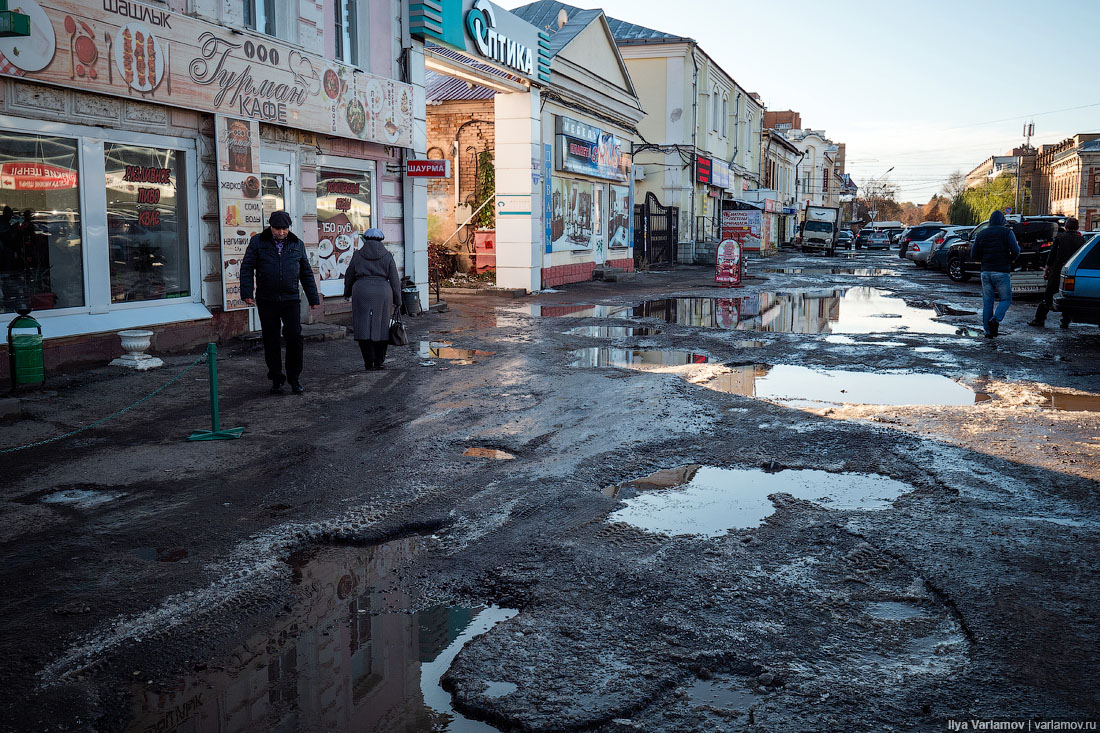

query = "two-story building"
[1035,134,1100,230]
[0,0,421,373]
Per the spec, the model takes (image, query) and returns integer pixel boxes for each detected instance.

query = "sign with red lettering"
[0,162,78,190]
[406,159,450,177]
[696,155,712,185]
[715,239,742,287]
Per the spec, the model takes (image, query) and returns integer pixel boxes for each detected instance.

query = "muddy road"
[2,248,1099,731]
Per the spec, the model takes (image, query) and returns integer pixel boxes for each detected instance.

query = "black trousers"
[358,339,388,368]
[257,299,303,382]
[1033,274,1061,323]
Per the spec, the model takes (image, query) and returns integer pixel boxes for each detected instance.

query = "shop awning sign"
[406,159,451,177]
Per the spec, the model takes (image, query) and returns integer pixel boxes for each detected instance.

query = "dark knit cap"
[269,211,292,228]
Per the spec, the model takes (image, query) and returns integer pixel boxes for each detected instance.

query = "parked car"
[836,230,855,248]
[885,227,905,244]
[855,229,873,249]
[946,217,1061,282]
[927,234,967,272]
[1054,232,1100,327]
[864,230,892,249]
[900,225,957,266]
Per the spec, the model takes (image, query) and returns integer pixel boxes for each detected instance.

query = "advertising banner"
[711,159,730,189]
[555,116,630,182]
[715,239,742,287]
[0,0,414,148]
[214,115,262,312]
[722,209,762,251]
[543,143,553,254]
[609,184,630,249]
[549,176,595,252]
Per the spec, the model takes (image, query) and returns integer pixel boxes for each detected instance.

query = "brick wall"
[425,101,495,253]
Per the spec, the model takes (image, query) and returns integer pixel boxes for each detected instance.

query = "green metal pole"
[188,342,243,441]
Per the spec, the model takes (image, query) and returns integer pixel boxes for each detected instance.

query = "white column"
[404,43,429,305]
[494,88,542,292]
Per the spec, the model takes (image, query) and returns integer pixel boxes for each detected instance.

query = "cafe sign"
[0,0,414,147]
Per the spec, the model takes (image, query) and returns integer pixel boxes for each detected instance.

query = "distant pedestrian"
[344,228,401,370]
[1029,217,1085,328]
[970,210,1020,338]
[240,211,320,394]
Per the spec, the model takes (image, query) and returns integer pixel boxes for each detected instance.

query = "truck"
[799,205,840,255]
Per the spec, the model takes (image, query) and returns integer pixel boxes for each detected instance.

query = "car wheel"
[1061,314,1071,329]
[947,257,970,282]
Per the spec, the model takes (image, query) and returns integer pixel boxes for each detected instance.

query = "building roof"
[511,1,603,56]
[511,1,692,46]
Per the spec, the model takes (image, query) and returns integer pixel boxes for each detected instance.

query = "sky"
[511,0,1100,203]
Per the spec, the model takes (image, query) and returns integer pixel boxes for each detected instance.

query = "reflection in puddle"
[506,304,632,318]
[608,467,912,536]
[464,447,515,460]
[127,539,514,732]
[40,489,124,508]
[566,326,660,338]
[629,288,959,335]
[419,342,495,364]
[571,348,709,368]
[704,365,982,407]
[865,602,928,621]
[1043,391,1100,412]
[760,267,897,276]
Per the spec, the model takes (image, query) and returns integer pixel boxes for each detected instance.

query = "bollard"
[188,343,243,441]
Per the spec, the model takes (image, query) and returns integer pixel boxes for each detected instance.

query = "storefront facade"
[0,0,418,371]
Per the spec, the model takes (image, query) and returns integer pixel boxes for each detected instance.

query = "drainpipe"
[732,91,741,185]
[690,46,699,263]
[794,149,806,215]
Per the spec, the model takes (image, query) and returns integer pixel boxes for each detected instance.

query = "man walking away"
[241,211,320,394]
[1029,217,1085,328]
[970,210,1020,338]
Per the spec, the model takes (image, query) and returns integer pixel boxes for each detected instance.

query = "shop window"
[316,168,372,286]
[334,0,359,66]
[105,144,189,303]
[0,132,83,314]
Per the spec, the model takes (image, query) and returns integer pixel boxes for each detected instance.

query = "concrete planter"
[111,329,164,370]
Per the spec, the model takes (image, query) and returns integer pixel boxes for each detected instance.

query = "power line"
[943,101,1100,131]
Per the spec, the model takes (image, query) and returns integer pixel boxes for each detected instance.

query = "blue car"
[1054,233,1100,328]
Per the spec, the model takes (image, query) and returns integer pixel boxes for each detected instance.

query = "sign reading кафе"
[0,0,414,148]
[555,116,631,182]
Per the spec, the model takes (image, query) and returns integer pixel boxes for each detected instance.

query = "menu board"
[214,115,262,311]
[316,169,372,284]
[0,0,414,148]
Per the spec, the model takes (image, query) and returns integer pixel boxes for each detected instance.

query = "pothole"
[571,348,710,368]
[126,539,516,732]
[865,601,928,620]
[607,467,913,537]
[628,288,960,335]
[566,326,660,338]
[419,342,495,364]
[464,447,516,460]
[40,488,125,509]
[1043,390,1100,411]
[686,678,760,710]
[703,365,985,407]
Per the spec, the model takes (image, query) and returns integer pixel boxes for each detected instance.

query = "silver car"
[905,225,971,266]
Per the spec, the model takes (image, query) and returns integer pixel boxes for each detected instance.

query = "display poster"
[543,144,553,254]
[711,159,731,190]
[316,169,372,284]
[609,184,630,249]
[549,176,594,252]
[555,116,631,182]
[722,209,762,252]
[0,0,413,148]
[715,239,742,287]
[214,115,261,312]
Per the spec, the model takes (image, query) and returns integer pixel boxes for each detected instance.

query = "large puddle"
[1044,391,1100,412]
[608,467,912,537]
[704,365,983,407]
[628,288,959,335]
[566,326,660,338]
[759,267,898,277]
[571,348,710,368]
[127,538,515,732]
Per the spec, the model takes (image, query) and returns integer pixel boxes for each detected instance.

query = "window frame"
[0,114,203,336]
[334,0,359,66]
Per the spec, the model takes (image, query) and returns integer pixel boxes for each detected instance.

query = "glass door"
[251,162,292,330]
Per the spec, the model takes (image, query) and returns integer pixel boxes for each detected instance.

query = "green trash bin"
[8,313,44,391]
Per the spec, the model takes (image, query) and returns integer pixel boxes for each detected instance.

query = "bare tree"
[942,171,967,200]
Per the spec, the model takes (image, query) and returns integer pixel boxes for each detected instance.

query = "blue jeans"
[981,271,1012,332]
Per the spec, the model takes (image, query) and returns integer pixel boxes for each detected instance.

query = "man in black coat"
[1029,217,1085,328]
[241,211,320,394]
[970,210,1020,338]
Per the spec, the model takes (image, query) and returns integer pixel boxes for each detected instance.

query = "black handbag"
[388,317,409,346]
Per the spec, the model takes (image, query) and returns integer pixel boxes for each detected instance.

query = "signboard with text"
[715,239,742,287]
[0,0,414,147]
[406,160,451,177]
[555,116,631,182]
[214,115,262,312]
[722,209,762,251]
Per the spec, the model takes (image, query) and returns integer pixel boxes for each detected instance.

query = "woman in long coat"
[343,228,401,370]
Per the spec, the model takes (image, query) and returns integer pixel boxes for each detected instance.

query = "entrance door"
[634,192,679,267]
[248,163,293,330]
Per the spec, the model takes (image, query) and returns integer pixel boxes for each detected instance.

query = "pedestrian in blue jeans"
[970,210,1020,338]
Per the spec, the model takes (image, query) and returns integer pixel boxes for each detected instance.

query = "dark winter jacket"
[1046,230,1086,276]
[240,228,320,304]
[970,210,1020,273]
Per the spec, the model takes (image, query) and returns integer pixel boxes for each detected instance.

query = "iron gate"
[634,192,679,267]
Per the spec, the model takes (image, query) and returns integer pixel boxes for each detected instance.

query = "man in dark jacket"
[1029,217,1085,328]
[970,210,1020,338]
[241,211,320,394]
